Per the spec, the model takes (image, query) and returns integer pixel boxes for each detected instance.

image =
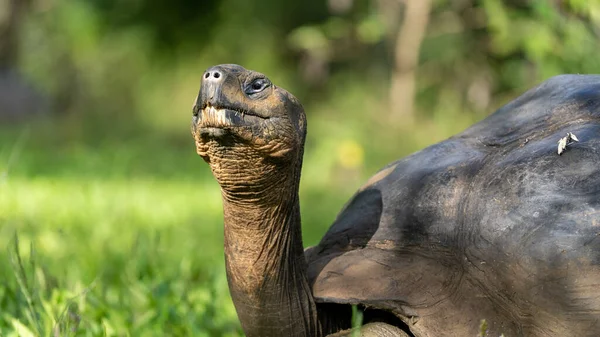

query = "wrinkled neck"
[210,151,293,205]
[220,166,322,337]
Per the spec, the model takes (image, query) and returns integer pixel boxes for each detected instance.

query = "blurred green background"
[1,0,599,336]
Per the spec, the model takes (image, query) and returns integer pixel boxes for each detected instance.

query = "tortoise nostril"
[203,67,225,82]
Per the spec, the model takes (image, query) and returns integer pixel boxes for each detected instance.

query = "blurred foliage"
[1,0,600,335]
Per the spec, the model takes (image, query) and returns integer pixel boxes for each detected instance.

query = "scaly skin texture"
[191,64,323,337]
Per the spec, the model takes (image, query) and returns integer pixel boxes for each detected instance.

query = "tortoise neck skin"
[191,64,322,337]
[220,160,321,337]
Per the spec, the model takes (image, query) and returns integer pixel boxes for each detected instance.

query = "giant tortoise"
[191,64,600,337]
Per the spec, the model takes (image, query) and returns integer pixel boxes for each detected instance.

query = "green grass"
[1,177,241,336]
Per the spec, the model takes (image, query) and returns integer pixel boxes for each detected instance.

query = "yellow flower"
[337,139,364,169]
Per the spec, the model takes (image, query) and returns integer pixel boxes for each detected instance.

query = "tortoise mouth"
[194,104,268,130]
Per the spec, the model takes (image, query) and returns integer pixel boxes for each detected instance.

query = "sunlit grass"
[0,177,244,336]
[0,178,223,259]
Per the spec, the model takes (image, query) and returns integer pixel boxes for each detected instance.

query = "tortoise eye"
[246,78,270,95]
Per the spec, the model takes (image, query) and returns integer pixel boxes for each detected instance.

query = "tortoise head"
[191,64,306,196]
